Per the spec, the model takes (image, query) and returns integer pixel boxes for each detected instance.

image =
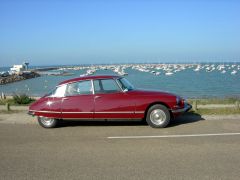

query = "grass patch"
[0,99,15,105]
[0,94,36,105]
[0,110,25,114]
[191,108,240,115]
[188,98,240,105]
[13,94,35,105]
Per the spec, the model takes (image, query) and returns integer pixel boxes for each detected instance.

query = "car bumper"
[28,110,35,116]
[171,103,192,113]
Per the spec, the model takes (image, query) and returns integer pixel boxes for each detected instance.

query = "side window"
[50,85,66,97]
[93,80,101,92]
[65,80,92,96]
[94,79,121,94]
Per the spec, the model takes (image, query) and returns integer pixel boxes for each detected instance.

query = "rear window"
[49,85,67,97]
[65,80,93,96]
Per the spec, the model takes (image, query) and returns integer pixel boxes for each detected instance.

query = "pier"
[0,72,40,85]
[32,67,59,72]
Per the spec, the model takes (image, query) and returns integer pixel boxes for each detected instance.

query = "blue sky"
[0,0,240,66]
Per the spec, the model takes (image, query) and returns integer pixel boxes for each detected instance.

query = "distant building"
[10,62,30,74]
[23,62,29,70]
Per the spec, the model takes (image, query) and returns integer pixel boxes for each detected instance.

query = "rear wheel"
[146,104,170,128]
[37,116,58,128]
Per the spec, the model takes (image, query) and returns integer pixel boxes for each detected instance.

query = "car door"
[61,80,94,119]
[93,79,135,119]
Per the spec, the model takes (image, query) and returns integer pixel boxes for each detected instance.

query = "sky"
[0,0,240,66]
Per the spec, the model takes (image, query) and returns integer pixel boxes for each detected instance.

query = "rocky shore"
[0,72,40,85]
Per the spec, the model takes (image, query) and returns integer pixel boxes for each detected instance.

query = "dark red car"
[28,75,191,128]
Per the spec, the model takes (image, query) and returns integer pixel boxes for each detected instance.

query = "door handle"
[94,96,101,99]
[62,97,69,100]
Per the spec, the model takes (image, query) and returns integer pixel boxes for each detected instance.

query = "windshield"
[117,78,135,91]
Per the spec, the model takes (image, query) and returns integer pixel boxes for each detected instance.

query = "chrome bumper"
[27,111,35,116]
[171,103,192,113]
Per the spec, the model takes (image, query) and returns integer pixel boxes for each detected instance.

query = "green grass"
[190,108,240,115]
[0,95,36,106]
[188,98,240,105]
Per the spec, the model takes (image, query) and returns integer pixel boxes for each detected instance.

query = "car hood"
[129,88,177,97]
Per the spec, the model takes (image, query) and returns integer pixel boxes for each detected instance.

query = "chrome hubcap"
[39,117,54,126]
[150,109,166,125]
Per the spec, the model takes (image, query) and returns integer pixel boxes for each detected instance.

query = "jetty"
[0,62,40,85]
[0,72,40,85]
[33,67,59,72]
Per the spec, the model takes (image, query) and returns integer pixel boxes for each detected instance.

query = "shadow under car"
[57,112,204,128]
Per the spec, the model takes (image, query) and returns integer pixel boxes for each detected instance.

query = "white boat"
[231,70,237,75]
[193,65,201,71]
[165,72,173,76]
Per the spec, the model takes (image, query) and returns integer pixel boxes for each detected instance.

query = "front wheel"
[146,104,171,128]
[37,116,58,128]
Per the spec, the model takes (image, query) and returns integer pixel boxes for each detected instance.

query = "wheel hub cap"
[40,117,54,126]
[150,109,166,125]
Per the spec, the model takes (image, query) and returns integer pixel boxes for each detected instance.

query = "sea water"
[0,63,239,98]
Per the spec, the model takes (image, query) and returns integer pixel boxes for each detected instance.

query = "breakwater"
[0,72,40,85]
[33,67,59,72]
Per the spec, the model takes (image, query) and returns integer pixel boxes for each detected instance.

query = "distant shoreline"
[1,62,240,69]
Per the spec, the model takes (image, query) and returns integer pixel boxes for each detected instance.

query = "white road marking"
[107,132,240,139]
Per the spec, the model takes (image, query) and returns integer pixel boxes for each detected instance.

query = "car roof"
[58,75,121,85]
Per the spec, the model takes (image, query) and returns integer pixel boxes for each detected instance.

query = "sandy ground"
[0,110,36,124]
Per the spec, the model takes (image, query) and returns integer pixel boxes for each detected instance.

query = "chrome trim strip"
[91,79,95,95]
[61,118,93,119]
[115,79,124,92]
[95,111,133,114]
[59,79,92,87]
[30,110,60,114]
[27,111,35,116]
[62,112,94,114]
[135,111,145,114]
[30,110,136,114]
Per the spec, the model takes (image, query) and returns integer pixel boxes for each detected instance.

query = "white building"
[10,62,29,74]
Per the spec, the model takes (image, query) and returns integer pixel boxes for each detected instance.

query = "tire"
[37,116,58,128]
[146,104,171,128]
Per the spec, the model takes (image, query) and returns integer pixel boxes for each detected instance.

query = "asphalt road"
[0,116,240,180]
